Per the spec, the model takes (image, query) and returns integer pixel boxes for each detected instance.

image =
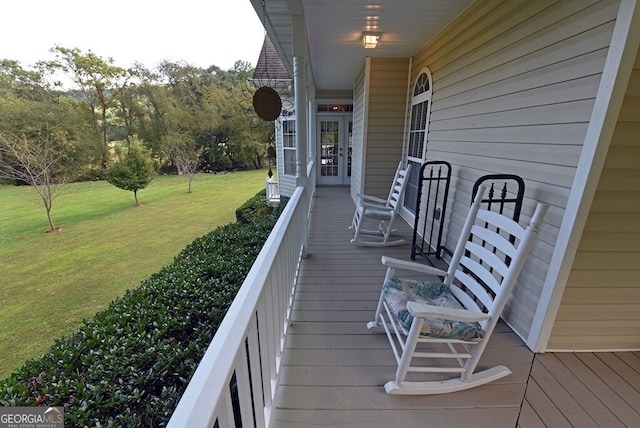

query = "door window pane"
[320,120,339,177]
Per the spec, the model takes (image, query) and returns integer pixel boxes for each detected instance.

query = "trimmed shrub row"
[0,191,284,426]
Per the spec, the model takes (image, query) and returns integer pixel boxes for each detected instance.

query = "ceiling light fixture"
[362,32,381,49]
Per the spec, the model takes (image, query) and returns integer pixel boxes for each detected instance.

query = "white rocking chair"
[350,162,411,246]
[367,185,548,394]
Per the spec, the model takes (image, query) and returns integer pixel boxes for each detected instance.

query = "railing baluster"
[235,341,256,427]
[247,315,266,428]
[220,390,235,428]
[256,293,274,411]
[168,184,309,428]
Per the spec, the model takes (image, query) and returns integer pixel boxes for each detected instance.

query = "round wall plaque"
[253,86,282,121]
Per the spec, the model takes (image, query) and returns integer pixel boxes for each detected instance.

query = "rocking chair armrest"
[381,256,448,277]
[407,301,490,323]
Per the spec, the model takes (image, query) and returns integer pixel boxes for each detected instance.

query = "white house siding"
[351,57,410,202]
[548,46,640,350]
[350,62,367,201]
[275,116,298,197]
[360,57,411,199]
[409,0,619,340]
[351,58,410,204]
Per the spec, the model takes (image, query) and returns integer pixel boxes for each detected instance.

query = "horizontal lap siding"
[350,63,366,202]
[275,119,297,197]
[549,48,640,350]
[411,0,618,340]
[363,57,410,197]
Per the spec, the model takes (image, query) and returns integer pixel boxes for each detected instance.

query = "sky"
[1,0,266,71]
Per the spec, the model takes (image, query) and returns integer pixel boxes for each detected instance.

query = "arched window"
[404,69,433,214]
[413,72,430,96]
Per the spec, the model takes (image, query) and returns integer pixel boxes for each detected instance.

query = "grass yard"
[0,168,269,378]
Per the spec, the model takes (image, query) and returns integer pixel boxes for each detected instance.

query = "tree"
[106,136,155,206]
[0,59,51,101]
[2,54,262,183]
[45,46,129,175]
[0,131,66,231]
[166,130,201,193]
[181,82,250,171]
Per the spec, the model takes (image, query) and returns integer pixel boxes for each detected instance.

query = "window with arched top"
[404,69,433,214]
[413,72,430,96]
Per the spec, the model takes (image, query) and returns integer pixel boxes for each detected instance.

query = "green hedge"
[0,192,284,426]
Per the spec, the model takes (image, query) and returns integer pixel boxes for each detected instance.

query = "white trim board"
[529,0,640,352]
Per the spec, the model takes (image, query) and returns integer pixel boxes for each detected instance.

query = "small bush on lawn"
[0,191,284,427]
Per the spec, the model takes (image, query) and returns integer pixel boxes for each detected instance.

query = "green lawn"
[0,169,269,378]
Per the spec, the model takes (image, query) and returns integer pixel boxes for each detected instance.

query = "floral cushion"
[383,277,484,341]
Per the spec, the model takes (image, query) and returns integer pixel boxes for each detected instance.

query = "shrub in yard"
[235,190,279,224]
[0,192,284,426]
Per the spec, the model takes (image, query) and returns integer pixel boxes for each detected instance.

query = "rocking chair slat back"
[469,224,518,261]
[350,162,412,247]
[453,258,500,310]
[368,185,549,395]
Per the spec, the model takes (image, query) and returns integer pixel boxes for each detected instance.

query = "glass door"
[318,116,352,185]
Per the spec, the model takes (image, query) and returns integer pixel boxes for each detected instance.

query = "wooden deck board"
[607,352,640,392]
[575,353,640,416]
[272,187,640,428]
[273,408,520,428]
[517,400,547,428]
[520,378,573,428]
[555,353,639,427]
[274,187,528,426]
[529,353,640,428]
[526,358,596,427]
[276,384,526,410]
[280,362,533,386]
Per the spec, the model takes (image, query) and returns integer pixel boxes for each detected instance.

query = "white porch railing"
[168,184,310,427]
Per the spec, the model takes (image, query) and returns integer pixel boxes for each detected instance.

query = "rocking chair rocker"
[350,162,411,246]
[367,186,548,394]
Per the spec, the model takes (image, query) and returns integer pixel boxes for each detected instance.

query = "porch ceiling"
[250,0,474,91]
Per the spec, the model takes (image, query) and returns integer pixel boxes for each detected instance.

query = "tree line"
[0,46,273,230]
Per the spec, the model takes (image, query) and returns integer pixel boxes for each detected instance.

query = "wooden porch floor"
[272,187,640,428]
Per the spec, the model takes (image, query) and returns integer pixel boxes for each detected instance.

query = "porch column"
[294,55,308,187]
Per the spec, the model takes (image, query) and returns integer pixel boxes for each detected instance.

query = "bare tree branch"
[172,145,203,193]
[0,131,65,231]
